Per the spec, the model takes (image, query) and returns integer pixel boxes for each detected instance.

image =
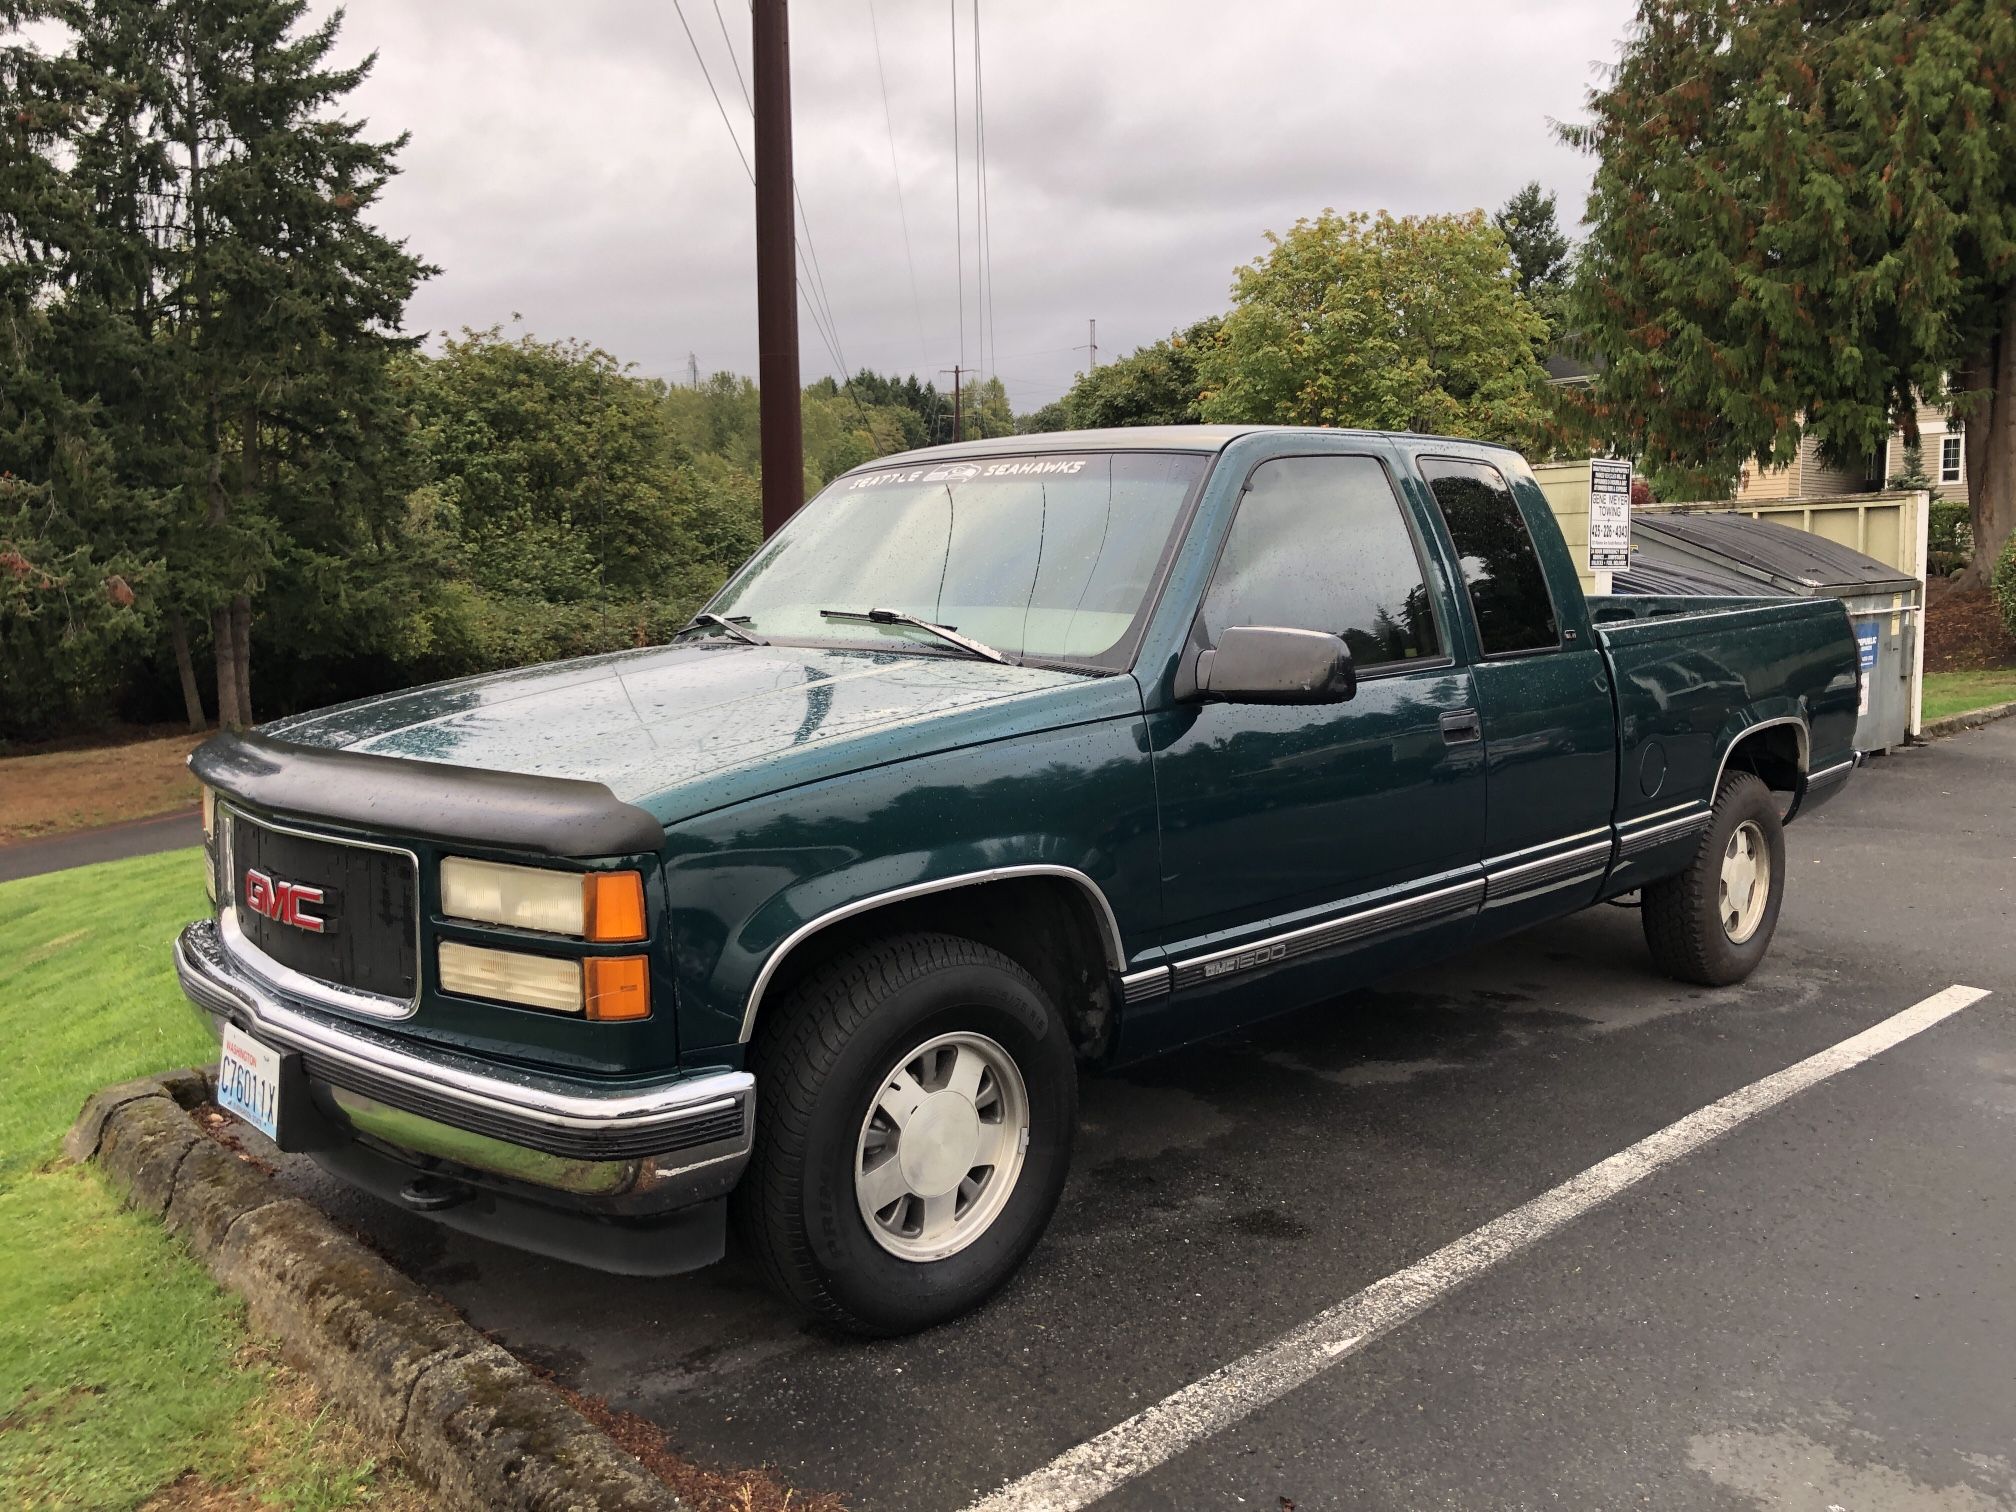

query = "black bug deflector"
[191,729,663,858]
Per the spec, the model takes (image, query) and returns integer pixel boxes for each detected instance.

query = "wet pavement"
[264,719,2016,1511]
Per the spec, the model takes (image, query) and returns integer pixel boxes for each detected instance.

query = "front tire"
[734,931,1076,1335]
[1642,771,1786,986]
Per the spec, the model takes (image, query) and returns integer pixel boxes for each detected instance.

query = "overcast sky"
[310,0,1638,411]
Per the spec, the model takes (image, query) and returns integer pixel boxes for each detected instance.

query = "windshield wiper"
[678,612,767,646]
[817,608,1010,664]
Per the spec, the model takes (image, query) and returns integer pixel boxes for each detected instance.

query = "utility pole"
[752,0,802,537]
[1089,318,1097,369]
[687,352,699,388]
[940,365,964,443]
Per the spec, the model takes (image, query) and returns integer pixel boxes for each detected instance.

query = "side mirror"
[1195,626,1357,704]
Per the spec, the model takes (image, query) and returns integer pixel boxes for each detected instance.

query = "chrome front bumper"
[174,919,754,1217]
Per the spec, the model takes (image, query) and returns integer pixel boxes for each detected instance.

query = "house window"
[1940,432,1964,484]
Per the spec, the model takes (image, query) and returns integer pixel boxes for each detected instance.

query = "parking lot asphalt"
[271,719,2016,1511]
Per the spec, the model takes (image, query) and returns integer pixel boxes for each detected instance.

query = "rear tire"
[1642,771,1786,986]
[734,931,1076,1335]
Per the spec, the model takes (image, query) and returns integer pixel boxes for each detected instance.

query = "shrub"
[1927,499,1975,564]
[1993,530,2016,640]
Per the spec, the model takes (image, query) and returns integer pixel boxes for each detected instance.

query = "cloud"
[316,0,1634,407]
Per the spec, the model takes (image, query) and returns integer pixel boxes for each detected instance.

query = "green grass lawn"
[1922,668,2016,722]
[0,849,406,1510]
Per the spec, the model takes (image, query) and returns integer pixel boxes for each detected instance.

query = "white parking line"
[965,983,1993,1512]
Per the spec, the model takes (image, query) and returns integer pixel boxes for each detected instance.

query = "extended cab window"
[1200,456,1439,669]
[1420,458,1560,656]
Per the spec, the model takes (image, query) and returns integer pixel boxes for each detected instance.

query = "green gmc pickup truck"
[180,426,1861,1333]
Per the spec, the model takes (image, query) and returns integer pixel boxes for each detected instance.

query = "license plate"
[217,1024,281,1142]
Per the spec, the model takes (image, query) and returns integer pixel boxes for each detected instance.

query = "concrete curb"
[1918,697,2016,741]
[67,1070,689,1512]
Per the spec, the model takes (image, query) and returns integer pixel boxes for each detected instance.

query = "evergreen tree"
[151,0,433,724]
[1494,180,1572,351]
[1565,0,2016,583]
[0,4,172,735]
[1494,181,1571,300]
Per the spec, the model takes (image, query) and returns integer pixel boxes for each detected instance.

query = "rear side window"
[1199,455,1440,670]
[1420,458,1560,656]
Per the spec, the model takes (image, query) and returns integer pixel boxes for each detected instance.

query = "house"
[1734,392,1967,504]
[1545,352,1964,505]
[1734,432,1881,502]
[1880,395,1968,503]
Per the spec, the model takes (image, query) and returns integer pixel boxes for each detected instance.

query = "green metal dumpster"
[1623,512,1921,754]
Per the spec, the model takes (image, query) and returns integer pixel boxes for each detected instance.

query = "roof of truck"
[850,424,1524,468]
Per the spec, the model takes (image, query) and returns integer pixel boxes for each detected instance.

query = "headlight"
[436,942,651,1020]
[438,941,583,1012]
[439,858,646,942]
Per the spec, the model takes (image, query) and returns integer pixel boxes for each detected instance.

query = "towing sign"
[1589,459,1633,572]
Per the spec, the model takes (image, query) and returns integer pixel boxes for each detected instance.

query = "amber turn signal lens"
[584,955,651,1021]
[583,871,647,942]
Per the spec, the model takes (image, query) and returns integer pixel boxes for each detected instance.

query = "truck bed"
[1591,592,1862,835]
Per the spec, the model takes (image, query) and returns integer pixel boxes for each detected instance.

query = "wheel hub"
[1719,819,1772,944]
[854,1030,1030,1262]
[898,1092,984,1196]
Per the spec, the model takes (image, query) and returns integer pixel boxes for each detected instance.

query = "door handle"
[1440,708,1482,745]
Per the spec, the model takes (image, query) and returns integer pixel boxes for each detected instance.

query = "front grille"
[301,1050,748,1161]
[230,813,418,1002]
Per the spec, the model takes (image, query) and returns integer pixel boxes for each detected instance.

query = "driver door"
[1142,451,1487,1042]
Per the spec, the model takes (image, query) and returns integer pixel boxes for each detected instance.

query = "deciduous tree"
[1199,210,1552,451]
[1025,318,1221,432]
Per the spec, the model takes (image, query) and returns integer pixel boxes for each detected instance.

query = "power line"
[707,0,847,381]
[711,0,752,106]
[866,0,931,374]
[674,0,751,181]
[669,0,849,378]
[712,0,850,384]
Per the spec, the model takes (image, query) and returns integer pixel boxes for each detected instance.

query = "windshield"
[703,452,1209,667]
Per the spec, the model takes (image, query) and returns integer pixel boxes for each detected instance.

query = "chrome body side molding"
[1483,838,1614,905]
[1616,805,1712,858]
[1169,876,1486,992]
[1119,966,1173,1004]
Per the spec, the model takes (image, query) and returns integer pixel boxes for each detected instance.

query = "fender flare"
[734,863,1128,1043]
[1711,711,1810,798]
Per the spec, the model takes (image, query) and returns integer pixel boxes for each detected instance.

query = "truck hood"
[261,642,1138,826]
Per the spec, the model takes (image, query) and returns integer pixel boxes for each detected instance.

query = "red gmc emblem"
[243,868,329,934]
